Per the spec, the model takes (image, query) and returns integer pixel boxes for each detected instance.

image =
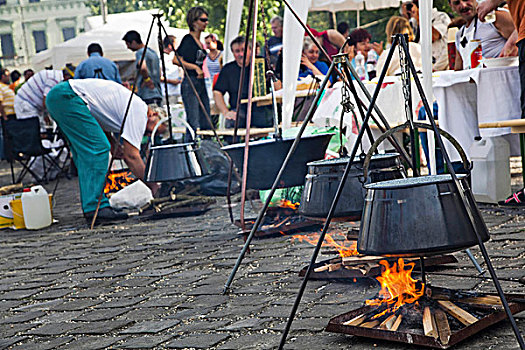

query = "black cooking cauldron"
[358,175,489,256]
[357,122,487,257]
[299,153,405,219]
[221,133,334,190]
[144,117,211,183]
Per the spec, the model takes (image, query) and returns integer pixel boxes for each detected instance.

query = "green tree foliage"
[85,0,458,46]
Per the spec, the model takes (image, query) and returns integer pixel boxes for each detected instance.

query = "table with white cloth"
[433,66,521,161]
[312,78,423,153]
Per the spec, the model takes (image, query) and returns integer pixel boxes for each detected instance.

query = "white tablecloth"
[434,66,521,161]
[312,77,425,153]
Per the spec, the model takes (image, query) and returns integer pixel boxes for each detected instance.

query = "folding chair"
[1,117,70,185]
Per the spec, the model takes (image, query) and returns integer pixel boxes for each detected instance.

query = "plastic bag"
[109,180,153,209]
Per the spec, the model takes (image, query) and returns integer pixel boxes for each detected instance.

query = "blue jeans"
[181,75,210,141]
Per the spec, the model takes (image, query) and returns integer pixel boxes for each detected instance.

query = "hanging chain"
[340,63,355,114]
[398,37,413,125]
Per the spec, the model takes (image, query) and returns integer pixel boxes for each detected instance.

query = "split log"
[361,320,380,328]
[328,263,342,272]
[379,314,397,330]
[343,313,367,326]
[437,300,478,326]
[314,265,330,273]
[460,296,502,305]
[391,315,403,331]
[434,309,451,345]
[342,256,382,266]
[423,307,438,338]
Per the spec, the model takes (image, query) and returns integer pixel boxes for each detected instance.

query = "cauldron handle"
[151,115,197,146]
[362,121,471,182]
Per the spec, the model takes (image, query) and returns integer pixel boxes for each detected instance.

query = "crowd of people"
[0,0,523,225]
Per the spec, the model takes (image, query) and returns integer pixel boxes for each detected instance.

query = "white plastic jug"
[21,185,52,229]
[469,136,511,203]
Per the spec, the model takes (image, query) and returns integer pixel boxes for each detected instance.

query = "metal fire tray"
[234,216,321,238]
[326,288,525,349]
[140,202,213,220]
[299,255,458,280]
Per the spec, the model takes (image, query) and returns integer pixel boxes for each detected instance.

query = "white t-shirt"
[68,79,147,150]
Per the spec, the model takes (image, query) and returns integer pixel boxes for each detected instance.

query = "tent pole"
[357,9,360,27]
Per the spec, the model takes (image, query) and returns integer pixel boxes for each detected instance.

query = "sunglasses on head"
[198,17,209,23]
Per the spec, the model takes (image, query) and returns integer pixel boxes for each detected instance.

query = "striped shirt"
[0,82,15,115]
[16,70,63,111]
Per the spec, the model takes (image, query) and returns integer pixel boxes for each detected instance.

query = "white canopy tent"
[310,0,401,27]
[31,10,192,71]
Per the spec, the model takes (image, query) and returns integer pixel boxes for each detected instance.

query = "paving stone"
[0,336,27,349]
[69,320,133,334]
[166,333,230,349]
[120,320,180,334]
[221,317,265,330]
[50,299,103,311]
[10,336,73,350]
[117,307,170,322]
[116,278,161,287]
[0,310,46,324]
[73,308,129,322]
[38,311,84,323]
[0,323,38,337]
[139,296,186,308]
[217,334,280,350]
[94,297,147,309]
[118,335,173,349]
[60,336,127,350]
[34,288,71,300]
[0,289,40,300]
[13,300,63,312]
[26,322,80,336]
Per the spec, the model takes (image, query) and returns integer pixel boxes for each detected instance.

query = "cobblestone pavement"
[0,163,524,350]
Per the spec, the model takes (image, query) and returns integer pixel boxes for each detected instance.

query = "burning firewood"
[434,309,451,345]
[361,320,380,328]
[423,307,438,339]
[437,300,478,326]
[379,314,397,330]
[343,314,367,326]
[391,314,403,331]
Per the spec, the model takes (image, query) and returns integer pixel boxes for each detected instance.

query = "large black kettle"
[144,117,210,182]
[299,154,405,220]
[221,133,334,190]
[357,123,488,257]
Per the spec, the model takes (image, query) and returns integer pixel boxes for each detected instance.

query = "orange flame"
[104,170,136,194]
[273,199,299,210]
[291,231,358,258]
[365,258,424,317]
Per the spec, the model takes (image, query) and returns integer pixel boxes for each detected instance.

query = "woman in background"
[176,6,212,137]
[376,16,423,76]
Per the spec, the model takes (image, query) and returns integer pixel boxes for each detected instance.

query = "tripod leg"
[278,37,402,350]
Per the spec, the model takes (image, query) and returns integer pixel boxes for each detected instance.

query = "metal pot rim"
[150,142,195,150]
[364,174,467,190]
[221,133,335,151]
[306,153,400,167]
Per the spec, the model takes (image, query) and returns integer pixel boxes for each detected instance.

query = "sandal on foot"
[498,188,525,207]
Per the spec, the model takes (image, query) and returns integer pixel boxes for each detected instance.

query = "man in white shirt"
[46,79,160,224]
